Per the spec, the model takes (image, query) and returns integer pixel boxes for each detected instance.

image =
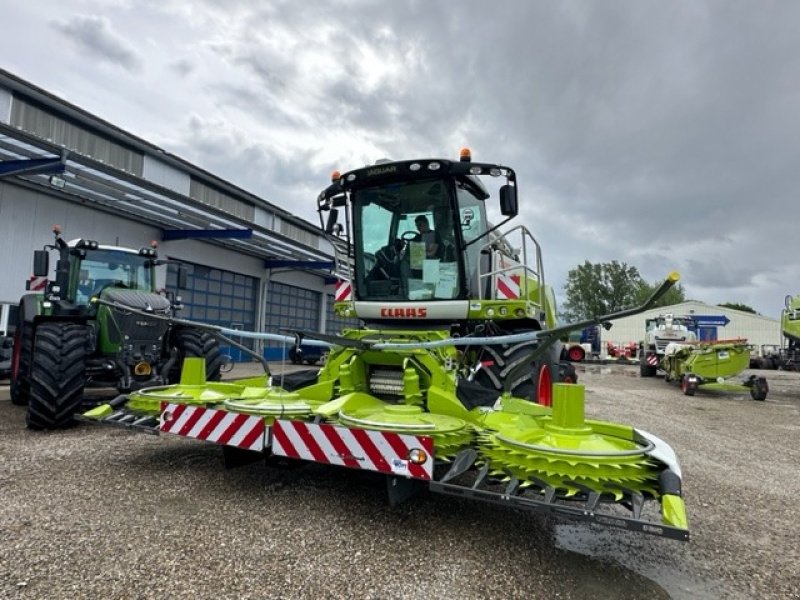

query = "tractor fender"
[19,294,43,323]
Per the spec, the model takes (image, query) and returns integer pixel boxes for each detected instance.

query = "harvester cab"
[11,226,222,429]
[320,149,553,329]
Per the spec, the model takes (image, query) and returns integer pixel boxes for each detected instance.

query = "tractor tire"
[10,320,34,406]
[26,323,89,430]
[750,377,768,401]
[559,361,578,385]
[170,328,223,383]
[639,356,657,378]
[680,375,696,397]
[473,340,560,404]
[566,345,585,362]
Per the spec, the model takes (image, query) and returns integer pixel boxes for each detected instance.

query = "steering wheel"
[400,231,420,243]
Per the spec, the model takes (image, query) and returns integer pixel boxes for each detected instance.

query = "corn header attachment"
[79,151,690,542]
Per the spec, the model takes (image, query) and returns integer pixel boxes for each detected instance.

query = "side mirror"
[325,209,339,234]
[786,295,793,310]
[177,265,188,290]
[499,184,518,217]
[33,250,49,277]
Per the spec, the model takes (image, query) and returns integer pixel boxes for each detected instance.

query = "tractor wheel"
[170,328,223,383]
[639,356,657,378]
[559,361,578,385]
[750,377,768,401]
[10,320,34,406]
[26,322,89,430]
[567,345,585,362]
[680,375,696,397]
[472,341,560,405]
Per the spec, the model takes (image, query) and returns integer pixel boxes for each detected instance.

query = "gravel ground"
[1,363,798,599]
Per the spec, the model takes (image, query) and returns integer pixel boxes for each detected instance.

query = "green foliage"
[561,261,645,321]
[562,261,686,322]
[718,302,757,314]
[634,279,687,309]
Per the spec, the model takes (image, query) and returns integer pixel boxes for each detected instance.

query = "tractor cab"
[319,149,552,329]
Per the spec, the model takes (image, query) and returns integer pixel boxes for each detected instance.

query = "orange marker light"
[459,147,471,162]
[53,224,62,234]
[331,170,341,182]
[151,240,158,248]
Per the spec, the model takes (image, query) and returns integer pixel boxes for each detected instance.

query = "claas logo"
[380,307,428,318]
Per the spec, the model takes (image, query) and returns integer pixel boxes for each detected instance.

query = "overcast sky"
[2,0,797,317]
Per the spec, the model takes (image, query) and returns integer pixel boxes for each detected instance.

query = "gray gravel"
[1,363,798,599]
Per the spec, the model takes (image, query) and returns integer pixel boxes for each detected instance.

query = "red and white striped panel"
[335,279,352,302]
[646,354,659,366]
[159,402,266,451]
[495,273,521,300]
[271,420,435,480]
[28,276,47,291]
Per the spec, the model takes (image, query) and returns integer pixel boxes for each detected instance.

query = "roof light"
[459,147,471,162]
[346,173,356,182]
[331,170,341,182]
[489,168,501,177]
[469,166,482,175]
[409,163,421,171]
[427,162,441,171]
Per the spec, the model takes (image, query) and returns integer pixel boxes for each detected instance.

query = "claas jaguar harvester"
[82,149,689,541]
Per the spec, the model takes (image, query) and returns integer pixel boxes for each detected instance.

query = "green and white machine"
[81,150,690,541]
[661,338,768,400]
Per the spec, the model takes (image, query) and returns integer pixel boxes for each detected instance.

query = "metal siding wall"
[0,87,11,123]
[0,180,161,303]
[142,155,191,196]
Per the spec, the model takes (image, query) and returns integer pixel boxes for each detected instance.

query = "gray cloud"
[10,0,799,315]
[52,15,142,73]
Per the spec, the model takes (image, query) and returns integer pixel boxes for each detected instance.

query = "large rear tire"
[170,328,223,383]
[26,322,89,430]
[10,320,34,406]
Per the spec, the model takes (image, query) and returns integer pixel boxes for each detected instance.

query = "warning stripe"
[335,280,352,302]
[496,273,520,300]
[159,402,265,451]
[28,276,47,291]
[646,355,659,366]
[272,420,434,480]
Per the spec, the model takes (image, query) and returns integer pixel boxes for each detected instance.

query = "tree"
[634,279,687,309]
[561,261,646,322]
[718,302,757,314]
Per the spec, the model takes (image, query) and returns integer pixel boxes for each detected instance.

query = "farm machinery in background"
[660,338,768,400]
[751,294,800,370]
[9,227,223,429]
[639,313,767,399]
[559,325,600,362]
[76,150,689,541]
[639,314,697,377]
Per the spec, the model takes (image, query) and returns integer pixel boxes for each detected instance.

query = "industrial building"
[599,300,781,354]
[0,68,355,360]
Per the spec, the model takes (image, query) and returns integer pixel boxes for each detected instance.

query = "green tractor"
[10,226,222,429]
